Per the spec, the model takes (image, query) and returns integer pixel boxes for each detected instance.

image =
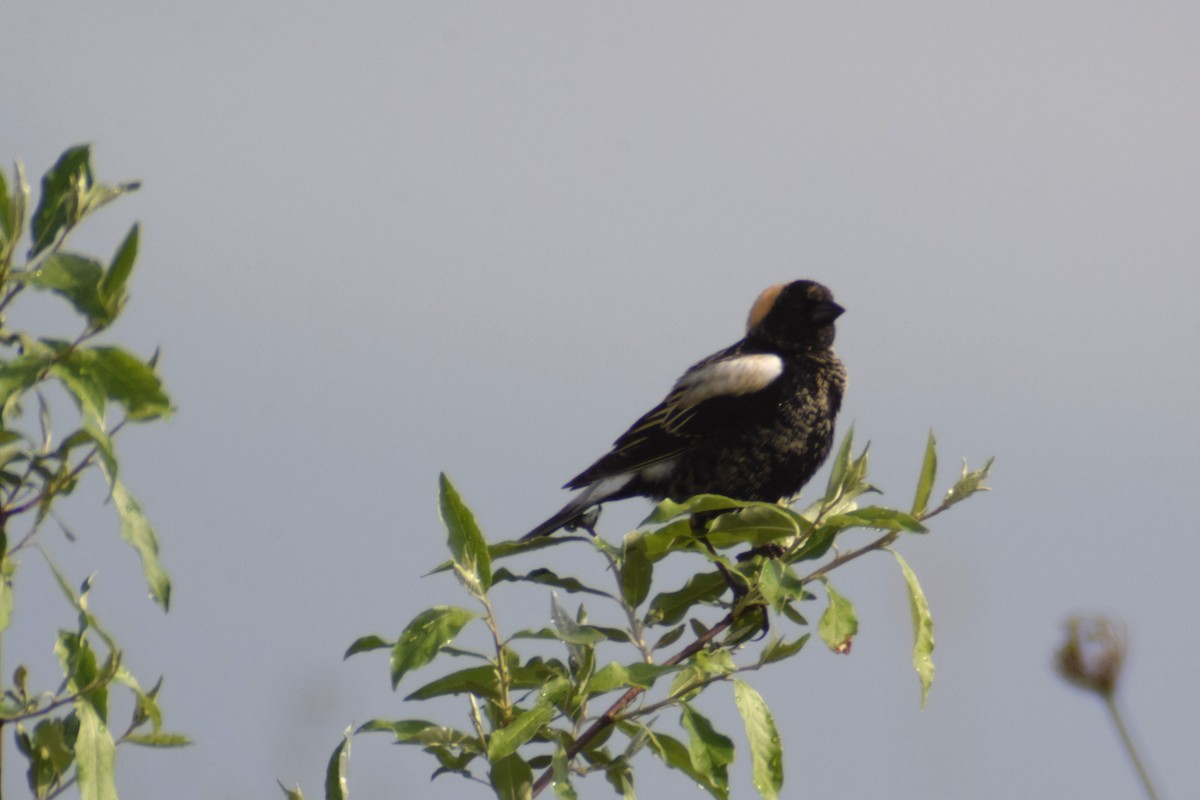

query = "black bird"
[523,280,847,540]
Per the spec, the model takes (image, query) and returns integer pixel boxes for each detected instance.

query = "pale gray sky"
[2,2,1199,798]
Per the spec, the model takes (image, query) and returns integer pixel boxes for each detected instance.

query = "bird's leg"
[688,512,769,638]
[565,506,602,537]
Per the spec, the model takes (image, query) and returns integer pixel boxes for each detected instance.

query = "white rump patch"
[676,354,783,407]
[638,458,678,482]
[579,473,634,505]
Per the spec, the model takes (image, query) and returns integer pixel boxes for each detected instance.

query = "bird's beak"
[812,300,845,324]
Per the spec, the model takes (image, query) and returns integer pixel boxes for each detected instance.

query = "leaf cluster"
[0,147,185,798]
[307,430,991,799]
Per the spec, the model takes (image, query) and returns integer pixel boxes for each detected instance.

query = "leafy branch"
[0,146,185,799]
[312,429,990,799]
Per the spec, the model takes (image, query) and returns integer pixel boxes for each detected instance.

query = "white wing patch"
[675,354,783,408]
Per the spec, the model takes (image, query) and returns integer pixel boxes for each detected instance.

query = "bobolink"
[523,280,846,540]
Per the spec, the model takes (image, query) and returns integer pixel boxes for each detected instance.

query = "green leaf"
[911,430,937,517]
[325,726,351,800]
[277,780,306,800]
[343,634,391,659]
[651,624,686,651]
[893,550,935,708]
[489,753,533,800]
[405,665,502,702]
[125,732,191,747]
[487,681,563,761]
[439,473,492,592]
[551,746,579,800]
[491,567,613,599]
[85,346,171,420]
[644,727,728,800]
[0,554,15,634]
[758,559,804,613]
[98,223,138,320]
[0,356,49,418]
[681,704,734,791]
[509,625,613,646]
[706,503,809,549]
[733,680,783,800]
[1,161,30,261]
[30,145,92,257]
[110,478,172,609]
[22,253,108,323]
[22,718,77,796]
[0,163,10,240]
[822,426,855,504]
[587,661,678,695]
[75,699,118,800]
[357,719,481,752]
[827,507,928,534]
[620,539,652,609]
[644,571,728,627]
[758,633,810,666]
[818,581,857,654]
[942,457,994,509]
[390,606,477,689]
[642,493,762,524]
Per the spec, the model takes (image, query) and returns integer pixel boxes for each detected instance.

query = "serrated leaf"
[733,680,783,800]
[391,606,476,689]
[620,540,652,609]
[893,550,935,708]
[489,752,533,800]
[439,473,491,592]
[912,430,937,517]
[110,479,171,609]
[75,699,118,800]
[325,726,351,800]
[818,581,857,654]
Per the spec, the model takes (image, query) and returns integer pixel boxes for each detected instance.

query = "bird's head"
[746,280,844,352]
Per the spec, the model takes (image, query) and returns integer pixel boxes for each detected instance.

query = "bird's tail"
[520,499,591,541]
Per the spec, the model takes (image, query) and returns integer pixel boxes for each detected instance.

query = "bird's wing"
[564,347,785,489]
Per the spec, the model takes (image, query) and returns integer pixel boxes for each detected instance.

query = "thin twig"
[1104,694,1162,800]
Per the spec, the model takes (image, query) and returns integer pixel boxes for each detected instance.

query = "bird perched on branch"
[523,279,847,540]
